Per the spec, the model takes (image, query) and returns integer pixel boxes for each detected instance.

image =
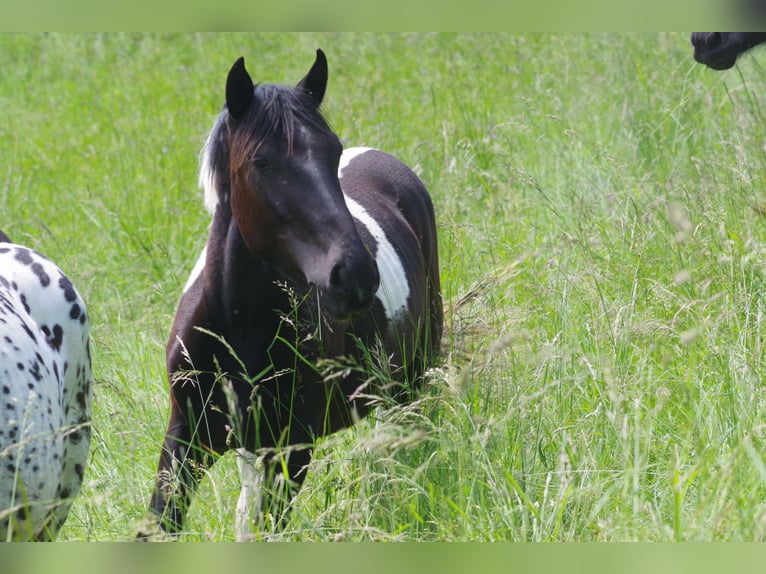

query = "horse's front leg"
[144,409,213,536]
[263,446,313,530]
[235,448,263,541]
[236,446,312,538]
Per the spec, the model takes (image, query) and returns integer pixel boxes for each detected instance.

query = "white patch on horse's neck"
[183,245,207,293]
[339,148,410,323]
[344,196,410,322]
[338,146,374,176]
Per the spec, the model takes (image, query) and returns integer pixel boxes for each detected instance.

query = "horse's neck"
[205,213,286,334]
[203,208,335,361]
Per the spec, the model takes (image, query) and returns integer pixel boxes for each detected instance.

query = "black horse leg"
[258,446,313,530]
[147,412,212,534]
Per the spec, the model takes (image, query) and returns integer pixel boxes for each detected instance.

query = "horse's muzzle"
[691,32,739,70]
[323,255,380,320]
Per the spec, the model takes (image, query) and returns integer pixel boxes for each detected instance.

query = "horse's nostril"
[706,32,721,48]
[329,256,379,312]
[329,261,344,291]
[692,32,722,50]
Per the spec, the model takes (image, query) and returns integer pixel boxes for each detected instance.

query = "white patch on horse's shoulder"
[338,147,375,178]
[183,245,207,293]
[343,196,410,323]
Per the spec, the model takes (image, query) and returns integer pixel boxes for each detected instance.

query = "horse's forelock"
[230,85,331,164]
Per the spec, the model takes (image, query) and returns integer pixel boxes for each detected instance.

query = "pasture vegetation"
[2,32,766,541]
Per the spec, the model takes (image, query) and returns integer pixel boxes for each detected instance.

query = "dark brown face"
[225,54,380,321]
[230,122,379,319]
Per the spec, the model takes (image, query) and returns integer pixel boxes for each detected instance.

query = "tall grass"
[3,32,766,540]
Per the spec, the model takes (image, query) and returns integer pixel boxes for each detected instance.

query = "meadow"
[2,32,766,541]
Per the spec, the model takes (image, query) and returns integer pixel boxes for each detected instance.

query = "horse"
[145,49,442,538]
[0,230,92,540]
[691,32,766,70]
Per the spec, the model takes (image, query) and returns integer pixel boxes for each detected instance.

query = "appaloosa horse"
[147,49,442,538]
[0,231,92,540]
[692,32,766,70]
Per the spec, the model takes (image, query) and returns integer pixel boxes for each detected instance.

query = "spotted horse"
[0,230,92,541]
[144,49,442,539]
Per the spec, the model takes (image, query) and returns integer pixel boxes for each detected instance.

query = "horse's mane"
[199,83,333,215]
[199,111,227,214]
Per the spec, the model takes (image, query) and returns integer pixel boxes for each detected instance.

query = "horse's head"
[691,32,766,70]
[221,50,379,320]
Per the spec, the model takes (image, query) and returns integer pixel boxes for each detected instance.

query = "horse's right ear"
[226,57,254,121]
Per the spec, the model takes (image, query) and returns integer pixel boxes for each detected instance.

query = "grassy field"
[3,32,766,541]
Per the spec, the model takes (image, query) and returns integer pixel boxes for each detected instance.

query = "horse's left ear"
[296,49,327,108]
[226,56,255,121]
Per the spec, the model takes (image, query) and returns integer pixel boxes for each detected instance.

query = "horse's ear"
[296,49,327,108]
[226,57,254,121]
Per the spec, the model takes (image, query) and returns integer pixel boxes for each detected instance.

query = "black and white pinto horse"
[0,230,92,541]
[147,50,442,538]
[692,32,766,70]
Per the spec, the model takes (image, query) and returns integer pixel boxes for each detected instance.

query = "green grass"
[4,32,766,541]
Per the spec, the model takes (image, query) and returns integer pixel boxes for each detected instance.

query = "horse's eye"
[253,157,271,172]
